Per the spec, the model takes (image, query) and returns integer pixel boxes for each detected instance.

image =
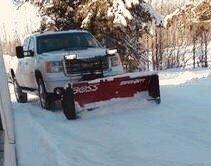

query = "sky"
[0,0,40,42]
[0,0,14,41]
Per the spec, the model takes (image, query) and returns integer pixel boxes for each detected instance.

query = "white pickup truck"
[10,30,124,110]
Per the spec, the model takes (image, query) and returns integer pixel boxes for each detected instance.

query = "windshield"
[37,32,100,54]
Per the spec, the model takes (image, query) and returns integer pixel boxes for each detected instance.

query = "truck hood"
[38,48,107,61]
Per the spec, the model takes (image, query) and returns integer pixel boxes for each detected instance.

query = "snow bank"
[159,68,211,85]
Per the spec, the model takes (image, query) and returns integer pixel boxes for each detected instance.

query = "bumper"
[43,67,124,93]
[44,79,69,93]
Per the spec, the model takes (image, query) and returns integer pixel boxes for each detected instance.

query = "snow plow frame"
[61,73,160,120]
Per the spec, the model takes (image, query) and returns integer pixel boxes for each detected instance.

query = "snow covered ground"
[11,68,211,166]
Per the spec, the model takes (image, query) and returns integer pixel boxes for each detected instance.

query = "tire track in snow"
[14,102,71,166]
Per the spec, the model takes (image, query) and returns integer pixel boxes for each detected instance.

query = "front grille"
[64,56,109,80]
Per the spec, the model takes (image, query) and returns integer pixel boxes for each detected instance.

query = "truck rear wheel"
[37,78,51,110]
[13,79,28,103]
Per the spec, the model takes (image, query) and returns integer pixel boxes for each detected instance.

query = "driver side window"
[28,38,35,52]
[23,37,35,57]
[23,37,29,51]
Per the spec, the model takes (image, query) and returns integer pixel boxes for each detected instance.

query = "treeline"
[2,0,211,71]
[144,0,211,70]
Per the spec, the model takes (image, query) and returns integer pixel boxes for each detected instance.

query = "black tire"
[37,78,51,110]
[13,79,27,103]
[61,86,76,120]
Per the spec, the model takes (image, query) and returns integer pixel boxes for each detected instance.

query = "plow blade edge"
[61,73,160,120]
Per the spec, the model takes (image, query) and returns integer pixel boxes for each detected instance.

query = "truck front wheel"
[61,86,77,120]
[37,78,51,110]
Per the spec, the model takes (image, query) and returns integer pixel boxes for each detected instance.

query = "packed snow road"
[11,69,211,166]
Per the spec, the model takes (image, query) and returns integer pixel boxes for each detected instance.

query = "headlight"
[106,49,121,67]
[65,54,77,60]
[107,49,117,55]
[45,61,63,73]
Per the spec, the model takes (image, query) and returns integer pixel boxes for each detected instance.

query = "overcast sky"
[0,0,193,41]
[0,0,14,40]
[0,0,40,42]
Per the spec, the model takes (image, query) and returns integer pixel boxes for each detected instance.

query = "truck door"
[15,37,29,87]
[22,37,37,89]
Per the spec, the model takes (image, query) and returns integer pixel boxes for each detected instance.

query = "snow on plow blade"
[61,73,160,120]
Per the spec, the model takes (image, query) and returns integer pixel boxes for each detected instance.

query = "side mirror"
[16,46,24,59]
[27,50,34,57]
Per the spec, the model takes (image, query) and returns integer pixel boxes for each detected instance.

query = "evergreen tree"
[164,0,211,68]
[77,0,163,70]
[31,0,82,31]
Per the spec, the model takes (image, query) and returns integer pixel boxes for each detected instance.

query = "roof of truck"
[32,29,89,38]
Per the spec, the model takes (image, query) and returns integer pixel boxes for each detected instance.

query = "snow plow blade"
[61,73,160,120]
